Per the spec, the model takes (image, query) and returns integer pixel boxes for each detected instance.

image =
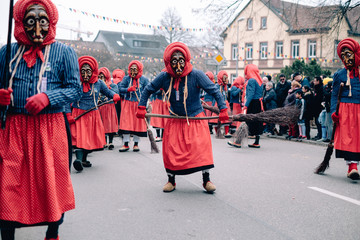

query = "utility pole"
[236,17,245,78]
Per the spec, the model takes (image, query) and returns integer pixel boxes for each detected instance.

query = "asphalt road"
[15,132,360,240]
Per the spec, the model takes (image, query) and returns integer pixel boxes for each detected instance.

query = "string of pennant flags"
[67,7,225,32]
[58,41,341,64]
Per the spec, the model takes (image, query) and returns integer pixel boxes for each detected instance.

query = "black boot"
[73,149,84,172]
[82,150,92,167]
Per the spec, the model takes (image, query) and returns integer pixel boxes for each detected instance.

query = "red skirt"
[150,99,169,128]
[119,100,147,134]
[99,103,119,133]
[0,113,75,224]
[72,108,106,150]
[231,103,242,127]
[335,103,360,154]
[162,112,214,175]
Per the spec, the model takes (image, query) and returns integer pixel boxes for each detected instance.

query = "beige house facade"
[221,0,360,83]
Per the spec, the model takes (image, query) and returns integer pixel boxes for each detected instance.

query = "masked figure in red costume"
[117,60,149,152]
[112,69,125,126]
[71,56,120,172]
[98,67,119,150]
[331,38,360,180]
[136,42,229,193]
[0,0,82,239]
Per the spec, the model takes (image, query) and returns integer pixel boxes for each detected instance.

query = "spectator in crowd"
[285,80,302,139]
[275,73,291,135]
[295,89,306,140]
[322,80,333,142]
[293,72,310,87]
[263,81,277,135]
[312,76,324,140]
[302,85,314,140]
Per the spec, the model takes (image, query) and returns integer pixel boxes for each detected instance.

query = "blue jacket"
[139,70,227,117]
[331,68,360,113]
[230,86,242,104]
[98,81,119,104]
[245,78,263,107]
[73,80,115,110]
[118,75,149,102]
[0,42,81,114]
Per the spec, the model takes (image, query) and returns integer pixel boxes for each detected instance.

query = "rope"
[36,45,51,94]
[8,45,25,106]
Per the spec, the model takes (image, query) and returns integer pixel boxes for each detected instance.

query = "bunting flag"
[67,7,225,32]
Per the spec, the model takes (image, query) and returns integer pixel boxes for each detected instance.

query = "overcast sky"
[0,0,346,45]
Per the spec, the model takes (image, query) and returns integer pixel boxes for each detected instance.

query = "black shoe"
[248,143,260,148]
[108,144,114,150]
[227,141,241,148]
[73,160,83,172]
[323,139,331,143]
[82,160,92,168]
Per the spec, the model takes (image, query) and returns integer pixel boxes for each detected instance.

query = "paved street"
[16,131,359,240]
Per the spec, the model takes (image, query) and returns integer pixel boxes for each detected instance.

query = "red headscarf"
[231,76,245,89]
[163,42,193,79]
[112,69,125,85]
[99,67,111,88]
[78,56,99,93]
[244,64,263,86]
[217,70,228,91]
[14,0,58,68]
[205,71,215,83]
[337,38,360,78]
[128,60,143,88]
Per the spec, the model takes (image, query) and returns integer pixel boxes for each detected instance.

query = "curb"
[266,134,329,147]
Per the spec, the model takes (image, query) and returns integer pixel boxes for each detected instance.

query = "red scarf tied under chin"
[99,67,111,88]
[217,70,228,92]
[337,38,360,79]
[244,64,263,87]
[78,56,99,93]
[163,42,193,90]
[205,71,215,83]
[231,76,245,89]
[112,69,125,85]
[128,60,144,88]
[14,0,58,68]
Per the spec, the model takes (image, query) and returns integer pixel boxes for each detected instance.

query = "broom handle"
[74,99,114,120]
[329,83,344,145]
[146,113,220,120]
[134,90,151,128]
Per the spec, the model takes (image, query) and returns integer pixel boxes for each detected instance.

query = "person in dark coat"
[263,82,277,134]
[275,74,291,135]
[311,76,324,140]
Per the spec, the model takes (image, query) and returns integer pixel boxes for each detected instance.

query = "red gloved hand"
[242,106,247,114]
[25,93,50,115]
[0,88,13,106]
[127,86,136,92]
[113,94,120,103]
[219,108,229,122]
[331,112,339,124]
[66,112,75,124]
[136,106,147,119]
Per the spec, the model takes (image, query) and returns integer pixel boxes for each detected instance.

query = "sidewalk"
[265,127,329,147]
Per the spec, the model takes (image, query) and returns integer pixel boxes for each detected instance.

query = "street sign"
[214,53,225,65]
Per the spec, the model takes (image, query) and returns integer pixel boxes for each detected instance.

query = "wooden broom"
[314,83,344,174]
[134,91,160,153]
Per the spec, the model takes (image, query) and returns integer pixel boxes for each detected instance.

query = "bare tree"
[154,7,195,45]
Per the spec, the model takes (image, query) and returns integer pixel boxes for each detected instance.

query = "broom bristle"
[215,122,225,139]
[314,144,333,174]
[147,129,160,153]
[233,122,248,144]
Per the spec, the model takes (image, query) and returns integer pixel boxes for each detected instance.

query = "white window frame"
[275,41,283,59]
[334,40,340,58]
[291,40,299,58]
[261,17,267,29]
[232,44,238,61]
[308,40,317,58]
[245,43,253,60]
[260,42,268,59]
[247,18,253,30]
